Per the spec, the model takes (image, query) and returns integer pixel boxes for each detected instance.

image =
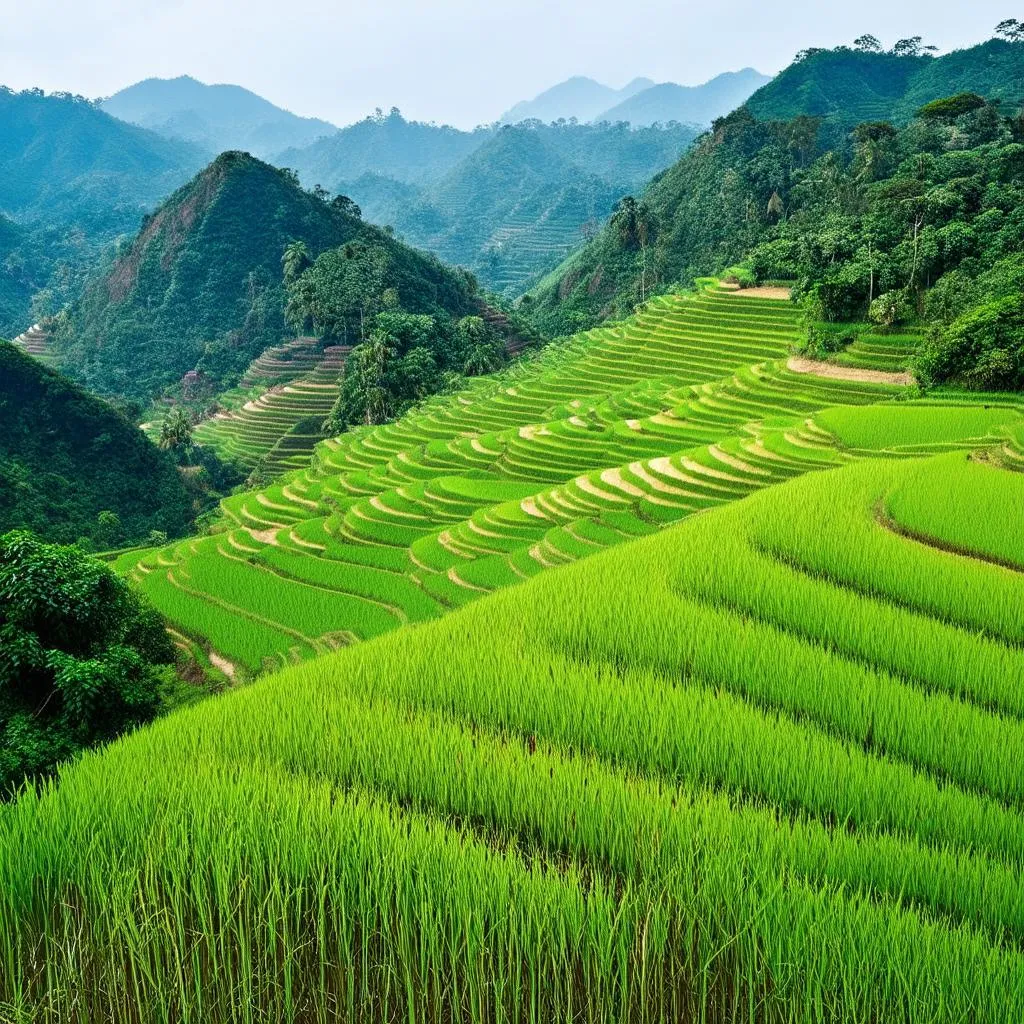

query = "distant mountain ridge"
[0,87,205,228]
[599,69,772,126]
[498,76,655,124]
[276,108,491,187]
[499,70,770,126]
[317,118,698,294]
[102,76,337,159]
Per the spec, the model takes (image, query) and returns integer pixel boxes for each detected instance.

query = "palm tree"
[158,408,192,452]
[282,241,310,286]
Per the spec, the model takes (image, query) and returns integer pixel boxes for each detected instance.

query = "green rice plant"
[3,451,1024,1021]
[815,403,1020,451]
[885,451,1024,569]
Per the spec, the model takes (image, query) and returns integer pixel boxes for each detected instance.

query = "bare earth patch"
[723,286,793,301]
[787,357,914,386]
[208,652,236,681]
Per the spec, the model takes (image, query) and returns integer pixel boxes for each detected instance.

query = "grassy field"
[2,282,1022,1021]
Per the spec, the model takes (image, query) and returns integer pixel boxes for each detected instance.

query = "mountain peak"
[101,76,337,159]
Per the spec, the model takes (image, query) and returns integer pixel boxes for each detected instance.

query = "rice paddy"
[2,282,1022,1021]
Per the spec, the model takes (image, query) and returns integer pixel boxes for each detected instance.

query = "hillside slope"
[106,284,1020,674]
[276,109,491,188]
[336,121,697,295]
[55,151,476,402]
[745,38,1024,133]
[4,288,1023,1020]
[598,69,771,126]
[0,87,205,230]
[527,39,1024,335]
[0,215,32,336]
[102,76,337,159]
[0,342,193,546]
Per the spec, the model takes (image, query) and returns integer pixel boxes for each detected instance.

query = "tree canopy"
[0,531,174,791]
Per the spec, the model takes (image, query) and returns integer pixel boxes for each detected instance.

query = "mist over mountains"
[100,76,338,159]
[498,69,771,126]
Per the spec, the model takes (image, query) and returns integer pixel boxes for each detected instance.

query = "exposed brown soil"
[787,357,914,386]
[723,286,793,300]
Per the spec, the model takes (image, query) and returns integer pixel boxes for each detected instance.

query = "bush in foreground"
[0,530,174,792]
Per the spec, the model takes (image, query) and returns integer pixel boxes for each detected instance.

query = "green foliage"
[915,293,1024,389]
[0,342,193,546]
[325,309,496,429]
[722,264,756,287]
[917,92,987,120]
[56,152,476,405]
[869,290,912,327]
[0,530,173,791]
[746,38,1024,134]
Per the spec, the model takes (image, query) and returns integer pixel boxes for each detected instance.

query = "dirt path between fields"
[787,357,914,386]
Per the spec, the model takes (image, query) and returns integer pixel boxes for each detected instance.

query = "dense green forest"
[747,36,1024,136]
[0,87,207,335]
[54,152,479,404]
[0,215,33,335]
[0,87,204,229]
[0,530,176,791]
[0,342,194,546]
[327,119,698,294]
[526,33,1024,387]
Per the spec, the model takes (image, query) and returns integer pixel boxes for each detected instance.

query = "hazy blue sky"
[0,1,1011,127]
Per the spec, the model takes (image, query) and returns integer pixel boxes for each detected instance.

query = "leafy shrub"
[722,265,756,288]
[0,531,174,791]
[869,291,912,328]
[915,294,1024,390]
[801,323,861,359]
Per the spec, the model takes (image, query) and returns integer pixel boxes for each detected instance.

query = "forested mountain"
[599,69,771,126]
[0,87,205,229]
[527,33,1024,339]
[292,118,697,294]
[0,87,208,335]
[102,76,337,159]
[53,151,478,403]
[746,37,1024,136]
[276,108,491,188]
[0,216,33,336]
[0,343,193,546]
[498,76,654,124]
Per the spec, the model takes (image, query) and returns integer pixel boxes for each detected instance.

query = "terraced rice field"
[4,424,1024,1020]
[10,323,52,362]
[119,283,1020,678]
[833,328,923,373]
[193,341,348,474]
